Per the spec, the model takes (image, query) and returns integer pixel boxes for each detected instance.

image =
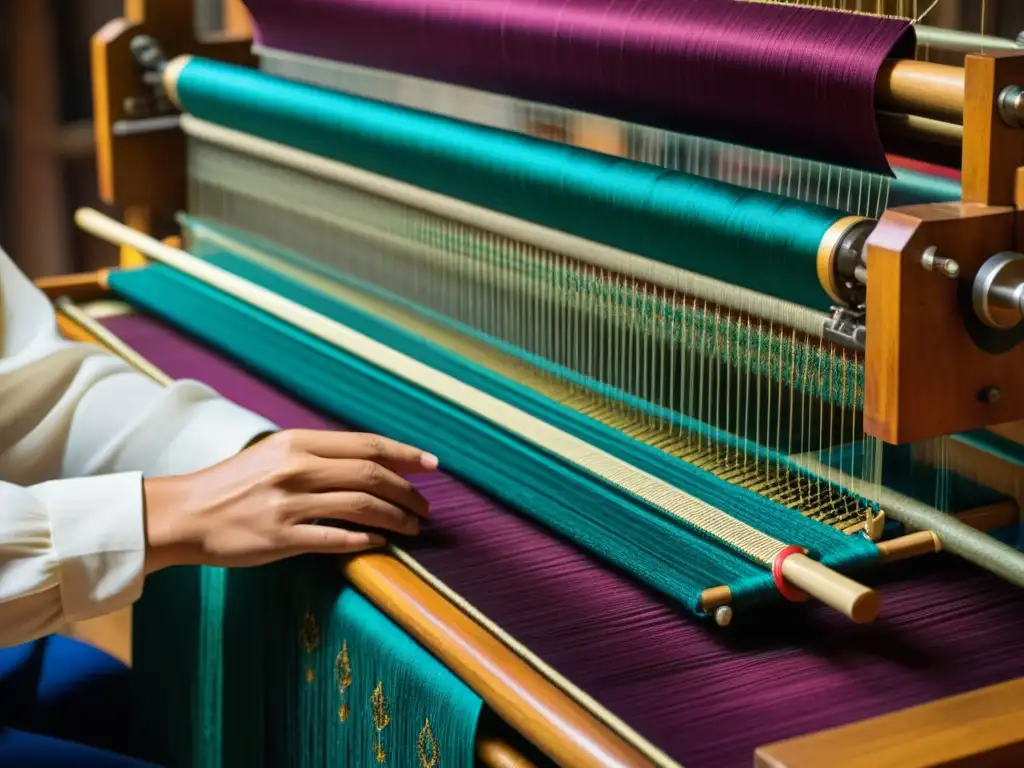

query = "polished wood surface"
[345,553,654,768]
[864,203,1024,444]
[962,53,1024,206]
[754,678,1024,768]
[877,59,966,124]
[477,738,538,768]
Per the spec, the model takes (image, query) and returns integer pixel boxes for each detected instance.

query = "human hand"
[142,429,437,572]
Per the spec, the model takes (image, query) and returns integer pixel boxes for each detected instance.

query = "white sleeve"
[0,246,276,646]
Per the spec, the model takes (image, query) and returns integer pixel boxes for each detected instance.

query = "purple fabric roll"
[244,0,913,174]
[102,312,1024,768]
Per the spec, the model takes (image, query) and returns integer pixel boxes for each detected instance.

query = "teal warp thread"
[133,559,482,767]
[889,167,962,207]
[110,263,878,611]
[174,57,846,310]
[185,215,870,503]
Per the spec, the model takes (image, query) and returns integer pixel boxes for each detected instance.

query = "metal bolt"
[979,386,1002,404]
[921,247,960,279]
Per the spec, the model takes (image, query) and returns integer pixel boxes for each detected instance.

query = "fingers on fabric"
[289,525,387,555]
[277,430,438,472]
[301,491,421,535]
[279,456,430,520]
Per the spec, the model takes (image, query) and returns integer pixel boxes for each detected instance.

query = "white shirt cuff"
[35,472,146,623]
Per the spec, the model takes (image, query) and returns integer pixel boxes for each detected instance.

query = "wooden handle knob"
[781,553,880,624]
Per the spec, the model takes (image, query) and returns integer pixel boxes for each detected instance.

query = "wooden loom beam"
[754,677,1024,768]
[865,51,1024,445]
[91,0,254,267]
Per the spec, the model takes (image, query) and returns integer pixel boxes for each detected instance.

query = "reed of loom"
[44,1,1024,765]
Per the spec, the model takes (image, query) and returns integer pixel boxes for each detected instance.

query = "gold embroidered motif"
[336,641,352,723]
[371,681,391,763]
[335,642,352,690]
[299,609,320,653]
[417,717,439,768]
[306,668,315,684]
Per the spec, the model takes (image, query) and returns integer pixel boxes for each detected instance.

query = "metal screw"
[979,386,1002,404]
[920,247,960,279]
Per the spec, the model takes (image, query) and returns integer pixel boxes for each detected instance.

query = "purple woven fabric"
[245,0,913,174]
[102,313,1024,768]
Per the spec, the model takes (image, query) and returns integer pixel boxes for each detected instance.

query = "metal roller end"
[998,85,1024,129]
[973,251,1024,330]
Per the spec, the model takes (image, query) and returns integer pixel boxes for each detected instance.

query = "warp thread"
[244,0,914,173]
[133,558,482,767]
[108,256,879,612]
[105,311,1024,768]
[175,57,848,310]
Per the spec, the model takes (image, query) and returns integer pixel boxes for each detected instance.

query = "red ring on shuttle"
[772,545,810,602]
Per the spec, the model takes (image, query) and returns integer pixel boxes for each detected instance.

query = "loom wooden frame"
[64,1,1024,765]
[35,269,1024,768]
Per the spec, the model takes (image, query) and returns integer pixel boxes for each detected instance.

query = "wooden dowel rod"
[877,531,941,563]
[878,500,1020,564]
[54,295,655,768]
[956,500,1021,532]
[781,553,879,624]
[877,60,966,124]
[36,271,112,302]
[876,112,964,147]
[477,737,537,768]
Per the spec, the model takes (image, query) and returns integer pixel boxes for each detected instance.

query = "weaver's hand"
[142,429,437,572]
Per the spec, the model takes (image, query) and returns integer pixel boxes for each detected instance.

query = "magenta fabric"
[244,0,913,174]
[102,312,1024,768]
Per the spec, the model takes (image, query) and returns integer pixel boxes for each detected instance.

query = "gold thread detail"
[371,682,391,763]
[306,668,315,684]
[336,641,352,723]
[299,608,320,653]
[418,717,440,768]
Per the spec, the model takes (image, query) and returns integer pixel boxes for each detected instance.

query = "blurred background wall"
[0,0,249,278]
[1,0,1023,278]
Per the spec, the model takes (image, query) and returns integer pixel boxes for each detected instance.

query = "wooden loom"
[36,1,1024,766]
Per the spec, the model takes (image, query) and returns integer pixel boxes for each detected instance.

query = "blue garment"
[0,635,160,766]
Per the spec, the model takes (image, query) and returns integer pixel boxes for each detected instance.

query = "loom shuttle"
[781,554,880,624]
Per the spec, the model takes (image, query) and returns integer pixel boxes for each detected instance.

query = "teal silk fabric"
[133,559,482,767]
[174,57,847,310]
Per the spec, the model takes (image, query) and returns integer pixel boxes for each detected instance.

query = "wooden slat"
[755,678,1024,768]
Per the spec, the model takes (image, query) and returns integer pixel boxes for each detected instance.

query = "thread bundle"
[108,254,879,612]
[244,0,914,174]
[175,57,847,310]
[133,558,482,767]
[104,310,1024,768]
